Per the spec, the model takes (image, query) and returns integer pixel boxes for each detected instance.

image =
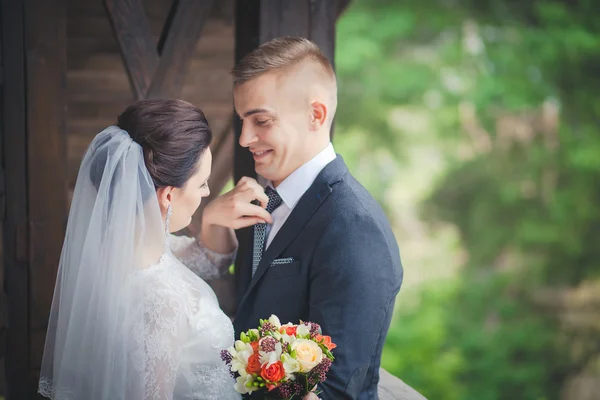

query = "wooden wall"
[0,1,236,397]
[66,0,235,196]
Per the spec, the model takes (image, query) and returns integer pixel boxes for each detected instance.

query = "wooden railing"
[379,369,427,400]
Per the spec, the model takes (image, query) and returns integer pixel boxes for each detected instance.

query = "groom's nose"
[239,123,258,148]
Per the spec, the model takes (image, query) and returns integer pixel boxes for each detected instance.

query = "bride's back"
[39,99,238,400]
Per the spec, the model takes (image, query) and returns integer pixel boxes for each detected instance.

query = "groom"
[232,37,403,400]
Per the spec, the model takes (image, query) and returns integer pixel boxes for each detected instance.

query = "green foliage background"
[335,1,600,399]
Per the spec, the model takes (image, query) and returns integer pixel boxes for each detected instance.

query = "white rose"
[280,333,295,345]
[291,339,323,373]
[281,353,300,376]
[234,374,257,394]
[268,314,282,329]
[234,340,254,353]
[230,341,253,373]
[259,342,283,367]
[296,324,310,337]
[271,330,282,341]
[226,345,237,358]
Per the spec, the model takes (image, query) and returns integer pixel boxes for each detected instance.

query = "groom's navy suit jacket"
[233,156,403,400]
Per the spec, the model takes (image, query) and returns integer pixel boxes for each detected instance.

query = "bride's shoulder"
[132,259,186,294]
[137,255,208,297]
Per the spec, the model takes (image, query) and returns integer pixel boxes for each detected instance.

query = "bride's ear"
[156,186,175,214]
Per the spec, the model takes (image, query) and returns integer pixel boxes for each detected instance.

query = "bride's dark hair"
[117,99,212,189]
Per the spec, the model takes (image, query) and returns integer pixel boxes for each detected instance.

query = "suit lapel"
[241,179,331,300]
[237,156,348,313]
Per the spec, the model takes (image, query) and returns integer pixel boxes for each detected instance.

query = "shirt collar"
[268,143,336,209]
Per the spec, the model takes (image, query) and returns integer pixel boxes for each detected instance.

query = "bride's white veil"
[39,126,165,399]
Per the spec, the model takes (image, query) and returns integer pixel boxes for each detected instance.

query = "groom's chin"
[254,159,269,172]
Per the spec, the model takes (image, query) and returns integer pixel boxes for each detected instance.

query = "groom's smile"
[251,148,273,161]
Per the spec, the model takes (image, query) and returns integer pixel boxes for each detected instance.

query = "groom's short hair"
[232,37,335,88]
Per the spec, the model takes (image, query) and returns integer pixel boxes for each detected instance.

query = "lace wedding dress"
[129,234,241,400]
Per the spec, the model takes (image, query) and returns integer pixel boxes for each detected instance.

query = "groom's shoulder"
[328,169,386,222]
[317,170,401,273]
[313,156,394,237]
[318,172,396,253]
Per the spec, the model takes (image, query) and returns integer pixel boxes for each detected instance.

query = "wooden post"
[0,0,6,385]
[1,0,68,397]
[2,1,31,397]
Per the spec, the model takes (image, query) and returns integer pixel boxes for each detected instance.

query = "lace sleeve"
[142,279,188,400]
[169,234,236,280]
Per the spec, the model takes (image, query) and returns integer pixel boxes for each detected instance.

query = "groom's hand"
[202,177,272,229]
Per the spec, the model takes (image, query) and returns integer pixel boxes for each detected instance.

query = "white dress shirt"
[265,143,337,249]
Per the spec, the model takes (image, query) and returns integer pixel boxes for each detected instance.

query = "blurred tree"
[336,0,600,398]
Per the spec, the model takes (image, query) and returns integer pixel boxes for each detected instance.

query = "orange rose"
[260,361,286,385]
[250,341,259,353]
[246,353,262,375]
[315,334,337,351]
[283,325,297,336]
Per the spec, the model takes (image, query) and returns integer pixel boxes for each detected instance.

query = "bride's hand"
[202,177,273,230]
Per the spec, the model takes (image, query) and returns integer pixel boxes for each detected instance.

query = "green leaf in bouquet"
[323,349,335,361]
[248,329,259,342]
[240,332,250,344]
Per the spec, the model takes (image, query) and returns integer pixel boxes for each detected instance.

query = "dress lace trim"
[169,234,236,280]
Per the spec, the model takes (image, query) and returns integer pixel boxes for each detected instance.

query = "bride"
[38,99,297,399]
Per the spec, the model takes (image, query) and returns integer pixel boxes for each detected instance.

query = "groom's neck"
[272,139,331,188]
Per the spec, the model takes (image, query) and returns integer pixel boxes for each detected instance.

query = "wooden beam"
[310,0,338,135]
[103,0,158,100]
[0,0,6,364]
[259,0,310,42]
[25,0,68,373]
[310,0,337,67]
[2,0,67,394]
[147,0,215,98]
[233,0,260,184]
[157,0,179,56]
[1,0,30,397]
[337,0,352,18]
[105,0,214,100]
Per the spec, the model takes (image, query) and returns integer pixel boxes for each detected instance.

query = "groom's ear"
[309,100,327,131]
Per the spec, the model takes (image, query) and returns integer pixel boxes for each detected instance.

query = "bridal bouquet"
[221,315,336,399]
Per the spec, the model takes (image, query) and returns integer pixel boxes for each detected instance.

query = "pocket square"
[270,257,296,266]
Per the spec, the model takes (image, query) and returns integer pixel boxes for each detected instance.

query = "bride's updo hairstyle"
[117,99,212,189]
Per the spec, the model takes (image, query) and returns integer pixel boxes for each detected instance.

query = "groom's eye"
[256,119,270,126]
